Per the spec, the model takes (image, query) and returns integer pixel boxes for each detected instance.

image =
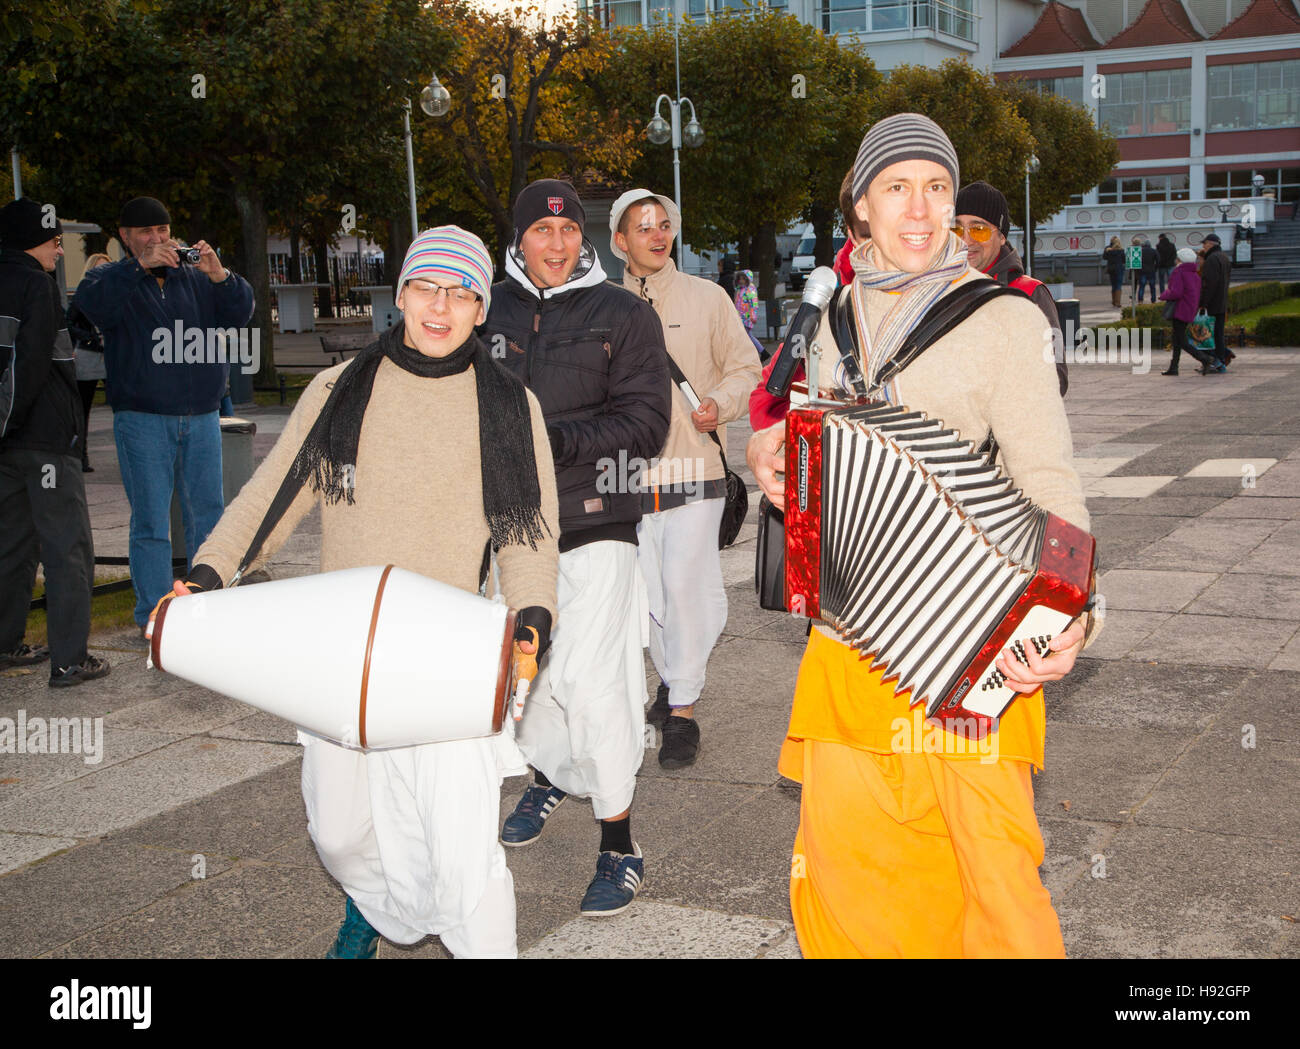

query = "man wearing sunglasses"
[953,182,1067,396]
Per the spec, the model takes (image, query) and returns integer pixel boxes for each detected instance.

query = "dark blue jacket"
[74,257,254,415]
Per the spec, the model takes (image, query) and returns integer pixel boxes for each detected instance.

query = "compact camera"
[173,244,202,264]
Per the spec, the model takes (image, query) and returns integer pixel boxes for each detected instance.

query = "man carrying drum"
[149,227,559,958]
[746,114,1101,957]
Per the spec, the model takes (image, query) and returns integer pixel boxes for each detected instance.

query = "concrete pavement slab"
[0,832,80,877]
[1266,634,1300,672]
[1036,722,1195,824]
[1096,569,1218,612]
[1086,476,1177,499]
[103,689,256,737]
[1138,614,1297,669]
[0,737,298,839]
[521,901,799,959]
[0,727,180,804]
[0,841,236,958]
[1214,670,1300,743]
[1105,494,1229,517]
[207,710,299,745]
[1202,496,1300,519]
[113,759,305,860]
[1054,823,1298,958]
[42,861,341,959]
[1090,516,1185,567]
[1186,458,1278,478]
[1134,729,1300,842]
[1079,610,1174,661]
[1185,573,1300,620]
[1117,518,1283,572]
[1045,659,1242,731]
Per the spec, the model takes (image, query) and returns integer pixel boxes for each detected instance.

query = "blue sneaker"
[501,784,566,847]
[580,844,644,917]
[325,897,379,959]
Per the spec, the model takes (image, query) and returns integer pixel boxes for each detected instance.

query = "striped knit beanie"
[852,113,960,205]
[397,226,494,310]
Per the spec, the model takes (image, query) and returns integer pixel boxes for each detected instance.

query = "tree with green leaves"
[597,8,876,298]
[416,0,640,259]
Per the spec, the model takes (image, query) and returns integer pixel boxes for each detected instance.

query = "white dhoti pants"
[301,731,520,958]
[514,540,647,819]
[637,496,728,708]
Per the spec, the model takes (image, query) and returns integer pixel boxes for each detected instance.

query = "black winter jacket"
[0,248,81,456]
[481,249,672,550]
[1199,245,1231,315]
[1140,244,1158,274]
[1156,237,1176,269]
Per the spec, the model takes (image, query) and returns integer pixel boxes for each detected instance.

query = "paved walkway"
[2,341,1298,959]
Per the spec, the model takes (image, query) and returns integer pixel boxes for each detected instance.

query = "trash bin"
[170,416,259,561]
[1055,298,1081,355]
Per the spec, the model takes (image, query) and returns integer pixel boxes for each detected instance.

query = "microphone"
[765,266,837,397]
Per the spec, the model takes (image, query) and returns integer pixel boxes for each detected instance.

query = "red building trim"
[1098,57,1193,74]
[1207,128,1300,155]
[1207,47,1300,64]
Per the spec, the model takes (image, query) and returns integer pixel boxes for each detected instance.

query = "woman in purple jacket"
[1161,247,1222,376]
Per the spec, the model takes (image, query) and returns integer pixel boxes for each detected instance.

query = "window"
[1145,68,1190,133]
[1099,69,1189,136]
[1099,72,1144,137]
[933,0,975,41]
[1097,174,1189,203]
[1209,60,1299,131]
[578,0,644,26]
[1209,167,1300,203]
[819,0,974,40]
[1030,76,1084,108]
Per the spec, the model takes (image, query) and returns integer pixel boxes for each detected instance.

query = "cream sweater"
[621,259,762,486]
[193,357,560,621]
[794,267,1088,531]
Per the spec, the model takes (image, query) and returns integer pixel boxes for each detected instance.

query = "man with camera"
[75,196,254,638]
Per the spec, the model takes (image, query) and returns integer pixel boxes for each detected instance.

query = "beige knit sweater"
[621,259,762,486]
[793,267,1088,531]
[193,357,560,621]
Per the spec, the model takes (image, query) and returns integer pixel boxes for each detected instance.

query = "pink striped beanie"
[397,226,495,310]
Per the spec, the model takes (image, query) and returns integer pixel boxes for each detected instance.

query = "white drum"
[151,565,518,749]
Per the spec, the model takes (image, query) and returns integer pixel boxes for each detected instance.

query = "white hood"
[504,237,608,300]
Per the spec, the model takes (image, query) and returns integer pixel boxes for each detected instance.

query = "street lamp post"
[1023,153,1040,278]
[404,75,451,239]
[11,146,21,199]
[645,18,703,269]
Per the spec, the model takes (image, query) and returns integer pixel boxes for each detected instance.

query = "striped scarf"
[849,232,969,399]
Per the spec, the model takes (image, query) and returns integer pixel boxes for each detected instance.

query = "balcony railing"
[820,0,976,42]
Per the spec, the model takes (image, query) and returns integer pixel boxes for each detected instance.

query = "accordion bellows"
[784,402,1095,722]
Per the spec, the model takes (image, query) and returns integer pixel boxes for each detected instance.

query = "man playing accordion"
[746,114,1101,958]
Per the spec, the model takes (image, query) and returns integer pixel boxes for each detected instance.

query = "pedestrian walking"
[481,179,672,916]
[1160,248,1221,375]
[1198,233,1234,368]
[611,189,761,769]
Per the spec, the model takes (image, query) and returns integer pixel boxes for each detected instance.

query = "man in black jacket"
[954,182,1068,396]
[0,198,108,685]
[1199,233,1234,368]
[481,179,671,917]
[1155,233,1176,295]
[1137,237,1159,303]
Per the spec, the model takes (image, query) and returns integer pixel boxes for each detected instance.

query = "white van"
[788,224,846,291]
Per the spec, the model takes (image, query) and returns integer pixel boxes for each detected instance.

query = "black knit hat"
[119,196,171,228]
[512,179,585,244]
[955,182,1010,238]
[0,197,63,250]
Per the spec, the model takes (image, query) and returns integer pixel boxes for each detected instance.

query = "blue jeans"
[113,410,224,625]
[1137,272,1158,302]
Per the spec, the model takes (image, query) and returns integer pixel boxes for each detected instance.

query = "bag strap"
[229,464,308,586]
[662,351,731,471]
[871,279,1024,391]
[829,287,867,398]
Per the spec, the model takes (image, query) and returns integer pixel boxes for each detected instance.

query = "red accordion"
[772,398,1096,722]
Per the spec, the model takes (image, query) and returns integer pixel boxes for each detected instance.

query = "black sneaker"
[0,643,50,670]
[647,682,671,727]
[659,715,700,769]
[49,654,111,688]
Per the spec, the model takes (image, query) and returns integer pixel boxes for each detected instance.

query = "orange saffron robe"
[779,627,1065,959]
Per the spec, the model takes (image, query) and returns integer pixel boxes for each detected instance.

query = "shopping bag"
[1189,309,1215,351]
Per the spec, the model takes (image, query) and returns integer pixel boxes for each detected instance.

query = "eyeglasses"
[405,280,481,306]
[951,223,995,244]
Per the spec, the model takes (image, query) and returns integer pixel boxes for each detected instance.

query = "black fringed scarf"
[291,323,549,550]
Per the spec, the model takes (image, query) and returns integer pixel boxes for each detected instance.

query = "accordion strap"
[871,279,1024,392]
